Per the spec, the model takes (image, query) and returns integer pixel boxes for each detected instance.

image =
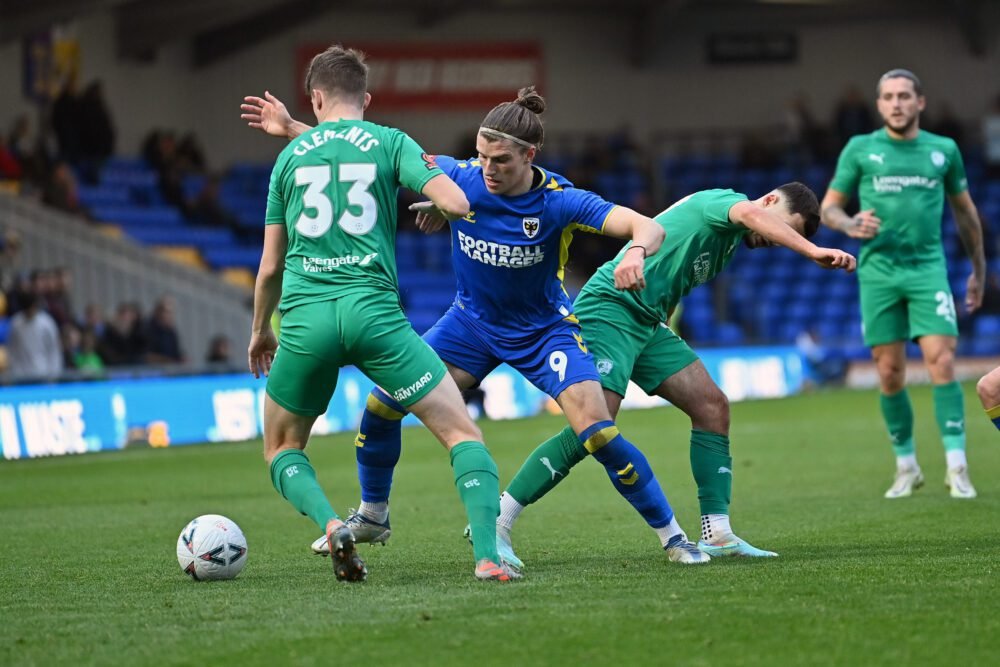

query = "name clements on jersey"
[871,174,939,193]
[293,127,379,156]
[457,230,545,268]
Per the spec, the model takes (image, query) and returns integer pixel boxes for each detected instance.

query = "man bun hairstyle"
[479,86,546,150]
[304,45,368,105]
[777,182,820,238]
[877,68,923,97]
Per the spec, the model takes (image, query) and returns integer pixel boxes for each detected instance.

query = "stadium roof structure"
[2,0,996,66]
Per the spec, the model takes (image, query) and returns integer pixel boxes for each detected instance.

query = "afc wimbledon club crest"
[930,151,946,168]
[522,217,540,238]
[596,358,614,376]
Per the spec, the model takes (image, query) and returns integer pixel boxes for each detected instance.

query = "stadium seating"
[78,150,998,349]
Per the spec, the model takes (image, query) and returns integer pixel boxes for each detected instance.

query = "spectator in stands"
[984,93,1000,179]
[99,302,147,366]
[44,267,75,329]
[77,80,116,184]
[61,322,81,369]
[0,134,23,181]
[175,133,206,173]
[205,334,234,368]
[783,93,830,166]
[191,174,241,234]
[7,115,49,194]
[75,327,105,376]
[82,303,106,337]
[740,129,780,170]
[42,161,87,217]
[146,296,185,364]
[834,85,875,149]
[6,292,62,381]
[51,77,82,164]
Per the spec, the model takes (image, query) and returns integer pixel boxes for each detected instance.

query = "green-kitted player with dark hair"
[494,184,856,566]
[821,68,987,500]
[248,45,516,583]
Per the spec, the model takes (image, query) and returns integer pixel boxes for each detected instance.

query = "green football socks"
[933,381,966,452]
[880,389,915,457]
[690,430,732,516]
[450,441,501,564]
[269,449,339,530]
[505,427,586,505]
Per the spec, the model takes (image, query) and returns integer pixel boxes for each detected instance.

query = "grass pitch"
[2,383,998,666]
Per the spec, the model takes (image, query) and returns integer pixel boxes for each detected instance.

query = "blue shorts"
[424,306,599,398]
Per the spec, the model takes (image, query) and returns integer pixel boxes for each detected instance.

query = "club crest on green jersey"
[596,358,614,376]
[523,217,540,239]
[930,150,946,168]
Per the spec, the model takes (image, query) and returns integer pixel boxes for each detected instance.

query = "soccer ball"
[176,514,248,581]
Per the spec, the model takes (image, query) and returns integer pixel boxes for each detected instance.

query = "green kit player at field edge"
[248,45,516,582]
[820,69,987,500]
[497,184,856,564]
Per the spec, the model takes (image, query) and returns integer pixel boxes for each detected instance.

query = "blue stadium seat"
[78,185,131,207]
[0,317,9,344]
[91,205,184,227]
[714,322,745,346]
[202,246,261,270]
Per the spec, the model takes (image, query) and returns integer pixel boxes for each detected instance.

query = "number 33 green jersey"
[265,120,443,311]
[829,128,967,273]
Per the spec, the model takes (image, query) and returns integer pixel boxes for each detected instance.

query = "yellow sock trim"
[366,393,405,421]
[986,404,1000,420]
[583,426,620,454]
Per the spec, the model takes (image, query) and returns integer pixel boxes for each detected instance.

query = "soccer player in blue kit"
[242,85,709,569]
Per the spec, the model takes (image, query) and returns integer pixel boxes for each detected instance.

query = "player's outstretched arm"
[732,201,856,273]
[249,225,286,379]
[602,207,665,291]
[410,175,469,231]
[241,91,312,140]
[820,189,880,239]
[949,190,987,313]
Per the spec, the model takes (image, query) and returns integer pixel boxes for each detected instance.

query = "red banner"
[296,43,544,112]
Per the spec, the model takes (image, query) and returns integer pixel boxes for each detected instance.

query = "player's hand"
[809,247,857,273]
[614,246,647,291]
[409,201,449,233]
[241,91,293,138]
[846,209,880,239]
[248,329,278,379]
[965,272,984,314]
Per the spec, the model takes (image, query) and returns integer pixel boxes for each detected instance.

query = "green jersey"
[264,119,443,311]
[580,189,749,325]
[829,128,967,272]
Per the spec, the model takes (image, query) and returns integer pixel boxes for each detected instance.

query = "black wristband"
[627,245,647,258]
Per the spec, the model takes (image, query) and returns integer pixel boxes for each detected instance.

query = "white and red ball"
[177,514,248,581]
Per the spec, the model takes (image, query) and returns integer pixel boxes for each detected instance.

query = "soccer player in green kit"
[497,184,857,564]
[821,69,987,499]
[248,45,515,582]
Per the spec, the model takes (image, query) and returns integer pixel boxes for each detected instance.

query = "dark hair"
[304,45,368,105]
[479,86,546,150]
[877,68,923,97]
[777,182,820,237]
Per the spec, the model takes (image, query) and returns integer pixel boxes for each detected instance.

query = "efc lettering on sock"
[464,478,481,488]
[285,465,299,478]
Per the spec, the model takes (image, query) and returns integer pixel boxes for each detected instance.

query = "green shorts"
[266,291,447,416]
[574,293,698,396]
[859,265,958,347]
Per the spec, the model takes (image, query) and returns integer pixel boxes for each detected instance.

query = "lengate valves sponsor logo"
[303,253,378,272]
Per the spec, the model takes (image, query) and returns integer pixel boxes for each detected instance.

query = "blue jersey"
[436,155,617,341]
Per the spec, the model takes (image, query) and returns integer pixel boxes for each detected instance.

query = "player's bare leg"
[919,335,975,498]
[641,361,776,557]
[976,366,1000,430]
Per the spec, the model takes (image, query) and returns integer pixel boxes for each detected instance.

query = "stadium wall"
[0,10,997,168]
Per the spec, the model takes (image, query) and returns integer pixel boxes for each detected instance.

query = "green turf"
[2,383,999,666]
